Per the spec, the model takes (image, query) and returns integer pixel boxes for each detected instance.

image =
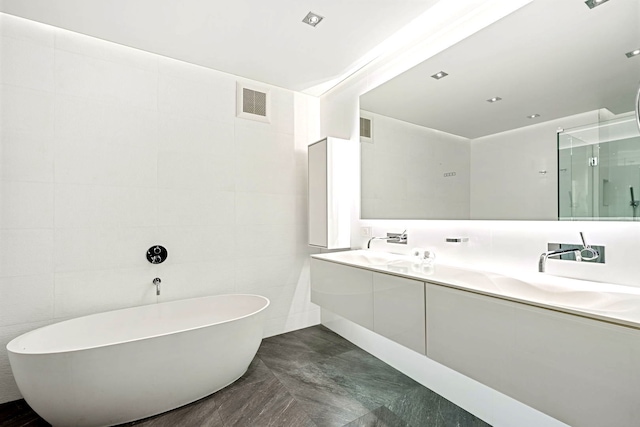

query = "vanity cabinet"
[373,272,425,354]
[310,259,426,354]
[426,283,640,427]
[310,258,373,329]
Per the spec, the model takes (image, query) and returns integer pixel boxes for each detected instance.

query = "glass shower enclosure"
[558,113,640,220]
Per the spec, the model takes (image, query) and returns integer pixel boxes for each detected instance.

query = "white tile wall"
[0,13,320,404]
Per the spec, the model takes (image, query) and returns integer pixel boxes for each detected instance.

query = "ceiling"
[360,0,640,139]
[0,0,442,94]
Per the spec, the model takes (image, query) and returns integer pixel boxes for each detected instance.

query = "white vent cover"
[360,112,373,143]
[236,82,271,123]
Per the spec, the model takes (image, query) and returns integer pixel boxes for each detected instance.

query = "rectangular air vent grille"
[242,88,267,117]
[360,117,372,138]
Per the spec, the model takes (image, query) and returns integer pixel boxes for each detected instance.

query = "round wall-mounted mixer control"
[146,245,168,264]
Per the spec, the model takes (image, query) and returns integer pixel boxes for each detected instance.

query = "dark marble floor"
[0,325,490,427]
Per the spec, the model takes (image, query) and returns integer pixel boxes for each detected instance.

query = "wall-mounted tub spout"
[153,278,161,296]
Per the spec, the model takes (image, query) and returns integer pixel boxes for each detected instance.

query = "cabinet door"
[308,139,328,248]
[373,273,425,354]
[426,283,640,427]
[310,259,373,329]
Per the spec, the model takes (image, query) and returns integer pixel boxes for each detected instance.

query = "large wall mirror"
[360,0,640,221]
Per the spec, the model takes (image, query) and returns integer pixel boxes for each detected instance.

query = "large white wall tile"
[0,130,54,183]
[158,189,235,227]
[0,36,54,91]
[1,85,54,133]
[55,49,158,110]
[0,229,53,278]
[55,185,157,228]
[157,261,236,302]
[54,267,157,319]
[158,114,234,154]
[157,226,234,264]
[234,126,293,161]
[0,14,54,47]
[0,274,54,327]
[158,70,235,122]
[55,94,159,152]
[54,139,157,187]
[157,150,234,191]
[235,192,296,226]
[54,28,158,72]
[234,155,295,194]
[0,182,54,229]
[54,226,157,273]
[235,255,305,291]
[233,224,297,258]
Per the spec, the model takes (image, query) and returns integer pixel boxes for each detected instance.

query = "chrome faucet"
[538,232,599,273]
[367,230,407,249]
[153,277,161,296]
[538,248,582,273]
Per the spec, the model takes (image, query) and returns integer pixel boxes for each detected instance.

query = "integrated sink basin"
[312,250,640,329]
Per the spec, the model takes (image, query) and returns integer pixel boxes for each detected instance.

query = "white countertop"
[311,250,640,329]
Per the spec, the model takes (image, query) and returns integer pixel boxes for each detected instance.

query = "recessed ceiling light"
[431,71,448,80]
[486,97,502,103]
[625,49,640,58]
[302,12,324,27]
[527,114,541,119]
[584,0,609,9]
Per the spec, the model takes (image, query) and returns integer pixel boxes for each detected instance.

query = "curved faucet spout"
[538,249,581,273]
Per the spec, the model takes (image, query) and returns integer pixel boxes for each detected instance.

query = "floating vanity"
[310,250,640,427]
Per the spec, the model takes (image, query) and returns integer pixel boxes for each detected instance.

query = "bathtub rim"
[6,293,270,356]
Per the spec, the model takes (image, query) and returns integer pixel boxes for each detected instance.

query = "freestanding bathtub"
[6,294,270,427]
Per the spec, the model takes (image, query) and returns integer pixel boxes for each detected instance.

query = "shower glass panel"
[558,113,640,220]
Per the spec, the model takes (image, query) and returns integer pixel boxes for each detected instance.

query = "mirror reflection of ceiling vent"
[237,82,271,123]
[360,115,373,143]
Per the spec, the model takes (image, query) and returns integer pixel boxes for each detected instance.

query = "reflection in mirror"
[559,113,640,220]
[360,0,640,221]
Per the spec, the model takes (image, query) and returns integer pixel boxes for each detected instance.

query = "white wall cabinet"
[426,283,640,427]
[373,272,425,354]
[308,137,356,249]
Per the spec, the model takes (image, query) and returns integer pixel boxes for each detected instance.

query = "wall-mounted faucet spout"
[367,230,407,249]
[539,232,602,273]
[538,249,582,273]
[153,278,161,296]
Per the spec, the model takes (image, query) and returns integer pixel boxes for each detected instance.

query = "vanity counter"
[311,250,640,329]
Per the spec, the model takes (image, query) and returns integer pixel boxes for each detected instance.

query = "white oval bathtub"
[6,294,270,427]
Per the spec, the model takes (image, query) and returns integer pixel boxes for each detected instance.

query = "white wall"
[0,14,320,403]
[361,111,470,219]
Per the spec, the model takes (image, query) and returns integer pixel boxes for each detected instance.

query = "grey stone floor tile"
[257,325,357,374]
[273,363,370,427]
[214,370,316,427]
[344,406,410,427]
[0,400,49,427]
[386,387,491,427]
[315,349,422,410]
[129,397,223,427]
